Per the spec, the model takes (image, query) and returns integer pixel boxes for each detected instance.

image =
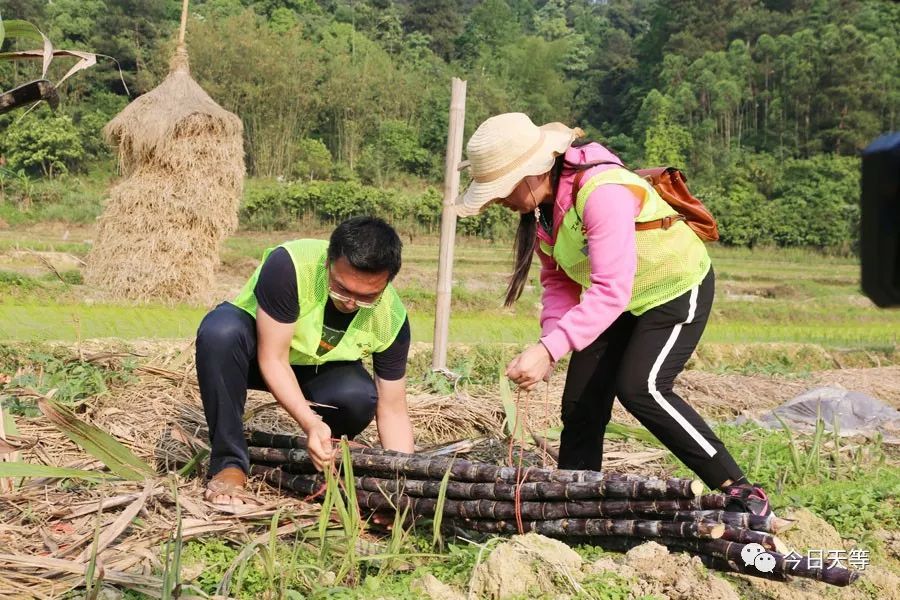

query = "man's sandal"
[204,467,260,505]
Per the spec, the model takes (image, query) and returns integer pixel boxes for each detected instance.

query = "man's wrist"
[280,397,319,431]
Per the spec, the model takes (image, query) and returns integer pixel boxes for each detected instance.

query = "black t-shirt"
[253,247,410,380]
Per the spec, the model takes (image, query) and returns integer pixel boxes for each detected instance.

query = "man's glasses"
[327,268,382,309]
[327,287,380,309]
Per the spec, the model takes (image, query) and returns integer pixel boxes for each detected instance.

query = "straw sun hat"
[456,112,583,217]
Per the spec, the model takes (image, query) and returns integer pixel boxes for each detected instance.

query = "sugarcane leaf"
[0,461,114,480]
[0,20,52,78]
[0,49,98,86]
[37,397,154,480]
[431,460,454,550]
[0,20,43,44]
[536,426,562,441]
[499,375,524,442]
[0,15,5,48]
[605,423,663,447]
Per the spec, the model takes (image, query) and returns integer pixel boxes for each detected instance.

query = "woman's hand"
[506,343,554,390]
[304,419,336,471]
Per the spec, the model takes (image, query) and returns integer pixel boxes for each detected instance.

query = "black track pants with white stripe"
[557,267,744,489]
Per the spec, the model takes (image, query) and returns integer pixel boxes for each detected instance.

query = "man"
[196,216,414,504]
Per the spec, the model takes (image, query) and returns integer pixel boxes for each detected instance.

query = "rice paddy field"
[2,225,897,352]
[1,222,899,599]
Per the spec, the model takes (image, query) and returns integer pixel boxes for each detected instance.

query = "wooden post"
[432,78,467,371]
[178,0,190,48]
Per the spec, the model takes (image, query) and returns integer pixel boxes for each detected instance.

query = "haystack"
[84,0,243,302]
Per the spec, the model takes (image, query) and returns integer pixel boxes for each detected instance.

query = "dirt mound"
[470,533,583,599]
[588,541,739,600]
[411,574,465,600]
[471,535,739,600]
[778,507,845,555]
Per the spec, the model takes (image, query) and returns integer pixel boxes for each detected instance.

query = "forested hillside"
[1,0,897,249]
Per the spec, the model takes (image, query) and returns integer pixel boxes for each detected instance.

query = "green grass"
[1,225,898,361]
[1,302,895,348]
[0,303,207,340]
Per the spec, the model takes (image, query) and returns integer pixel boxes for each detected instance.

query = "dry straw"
[85,0,244,302]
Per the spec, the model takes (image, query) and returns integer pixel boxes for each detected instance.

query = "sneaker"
[722,483,773,516]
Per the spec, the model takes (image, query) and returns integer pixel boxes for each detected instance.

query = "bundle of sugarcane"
[246,431,860,587]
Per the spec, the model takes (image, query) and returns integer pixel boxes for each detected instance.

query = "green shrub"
[239,179,491,236]
[2,109,85,177]
[292,137,333,181]
[698,153,860,251]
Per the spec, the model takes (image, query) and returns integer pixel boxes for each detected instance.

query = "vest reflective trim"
[232,239,407,365]
[539,168,710,315]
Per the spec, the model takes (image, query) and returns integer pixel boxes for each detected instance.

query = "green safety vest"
[232,239,408,365]
[538,168,711,315]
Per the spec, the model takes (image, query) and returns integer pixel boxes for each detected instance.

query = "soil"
[469,533,584,599]
[468,535,741,600]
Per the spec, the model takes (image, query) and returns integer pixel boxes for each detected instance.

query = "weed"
[0,345,134,414]
[0,271,43,296]
[161,482,184,600]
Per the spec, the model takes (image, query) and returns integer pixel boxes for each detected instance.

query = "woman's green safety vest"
[539,168,711,315]
[232,239,407,365]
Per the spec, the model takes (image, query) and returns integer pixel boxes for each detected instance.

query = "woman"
[456,113,771,516]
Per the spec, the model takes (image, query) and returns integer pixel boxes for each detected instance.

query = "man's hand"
[506,342,554,390]
[304,419,335,471]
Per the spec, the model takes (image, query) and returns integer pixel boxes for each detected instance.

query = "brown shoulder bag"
[573,164,719,242]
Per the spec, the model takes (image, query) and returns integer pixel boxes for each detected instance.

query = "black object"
[861,132,900,307]
[0,79,59,115]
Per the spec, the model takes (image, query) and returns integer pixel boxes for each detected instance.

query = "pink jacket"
[536,143,641,361]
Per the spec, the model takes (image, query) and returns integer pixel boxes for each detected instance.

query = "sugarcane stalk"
[252,465,322,496]
[252,465,725,537]
[248,446,702,497]
[261,465,713,506]
[263,465,729,515]
[719,526,789,553]
[444,517,724,539]
[655,538,860,587]
[251,466,854,587]
[366,493,727,524]
[659,510,795,534]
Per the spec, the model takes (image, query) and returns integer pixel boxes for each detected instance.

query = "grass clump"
[0,343,134,414]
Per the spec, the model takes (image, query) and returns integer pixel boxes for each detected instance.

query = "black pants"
[196,302,378,477]
[557,268,743,489]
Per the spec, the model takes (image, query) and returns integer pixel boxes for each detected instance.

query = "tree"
[2,110,84,177]
[401,0,463,60]
[638,90,692,166]
[293,138,333,181]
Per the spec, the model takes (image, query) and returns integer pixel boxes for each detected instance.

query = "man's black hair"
[328,216,403,280]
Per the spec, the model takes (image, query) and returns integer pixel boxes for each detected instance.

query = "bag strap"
[635,214,686,230]
[572,163,684,232]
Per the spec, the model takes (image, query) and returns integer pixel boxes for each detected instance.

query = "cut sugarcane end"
[689,480,704,497]
[771,517,796,533]
[709,523,725,538]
